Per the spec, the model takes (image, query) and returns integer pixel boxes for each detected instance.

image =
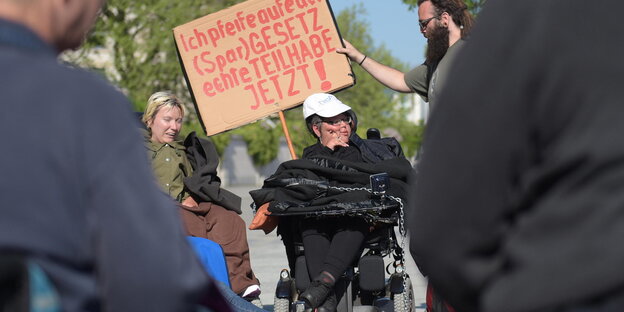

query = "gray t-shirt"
[404,40,466,113]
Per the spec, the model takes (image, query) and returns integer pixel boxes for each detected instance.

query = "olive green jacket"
[144,130,192,202]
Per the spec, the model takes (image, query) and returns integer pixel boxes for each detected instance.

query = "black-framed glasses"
[418,15,440,30]
[322,116,352,126]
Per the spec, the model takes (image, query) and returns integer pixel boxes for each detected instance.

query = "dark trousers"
[300,217,369,281]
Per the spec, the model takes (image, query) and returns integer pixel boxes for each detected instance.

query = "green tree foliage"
[204,3,426,165]
[331,5,424,157]
[63,0,244,159]
[64,1,425,165]
[237,4,426,164]
[237,120,282,165]
[64,0,243,121]
[402,0,487,15]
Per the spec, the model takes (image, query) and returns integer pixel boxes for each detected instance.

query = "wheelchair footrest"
[358,255,385,292]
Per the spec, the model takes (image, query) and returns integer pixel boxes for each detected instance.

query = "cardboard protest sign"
[173,0,354,135]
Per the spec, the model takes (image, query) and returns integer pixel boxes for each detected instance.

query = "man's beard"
[425,23,450,65]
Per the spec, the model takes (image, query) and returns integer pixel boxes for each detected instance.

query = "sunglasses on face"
[419,15,440,30]
[321,116,352,126]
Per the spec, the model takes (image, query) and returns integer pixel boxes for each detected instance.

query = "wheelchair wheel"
[273,297,290,312]
[392,275,414,312]
[274,268,297,312]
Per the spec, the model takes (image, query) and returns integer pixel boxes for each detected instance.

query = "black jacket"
[250,155,412,215]
[409,1,624,312]
[184,132,242,214]
[302,133,404,165]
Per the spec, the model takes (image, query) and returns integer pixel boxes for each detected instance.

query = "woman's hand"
[181,196,198,208]
[322,130,350,150]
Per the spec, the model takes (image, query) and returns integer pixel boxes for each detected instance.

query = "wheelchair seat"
[272,197,412,312]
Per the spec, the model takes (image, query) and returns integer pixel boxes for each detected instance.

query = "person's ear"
[441,11,450,27]
[312,123,322,138]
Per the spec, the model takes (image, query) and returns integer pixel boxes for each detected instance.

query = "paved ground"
[229,184,427,312]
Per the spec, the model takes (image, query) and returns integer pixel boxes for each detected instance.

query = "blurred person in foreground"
[409,1,624,312]
[337,0,473,113]
[0,0,228,311]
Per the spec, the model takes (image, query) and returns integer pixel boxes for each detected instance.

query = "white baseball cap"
[303,93,352,119]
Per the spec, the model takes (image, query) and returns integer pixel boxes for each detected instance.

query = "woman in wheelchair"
[251,93,412,311]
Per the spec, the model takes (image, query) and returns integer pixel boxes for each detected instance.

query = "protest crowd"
[3,0,624,312]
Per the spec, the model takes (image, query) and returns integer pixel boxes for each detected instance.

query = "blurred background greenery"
[63,0,485,165]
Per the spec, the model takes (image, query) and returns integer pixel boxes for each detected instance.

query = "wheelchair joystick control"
[370,172,390,198]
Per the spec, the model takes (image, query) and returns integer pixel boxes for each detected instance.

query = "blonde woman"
[142,91,263,307]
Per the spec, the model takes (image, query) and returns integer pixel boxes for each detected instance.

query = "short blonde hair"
[142,91,186,127]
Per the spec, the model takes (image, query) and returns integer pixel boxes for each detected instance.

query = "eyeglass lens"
[324,117,351,125]
[419,16,437,29]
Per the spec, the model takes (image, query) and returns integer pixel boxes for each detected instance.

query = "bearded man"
[337,0,473,114]
[338,1,473,311]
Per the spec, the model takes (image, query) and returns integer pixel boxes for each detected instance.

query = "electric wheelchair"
[268,174,415,312]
